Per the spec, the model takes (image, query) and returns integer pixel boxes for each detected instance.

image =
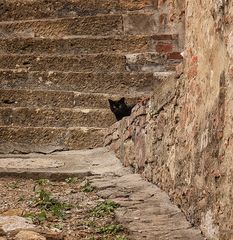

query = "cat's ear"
[108,99,114,104]
[119,97,125,103]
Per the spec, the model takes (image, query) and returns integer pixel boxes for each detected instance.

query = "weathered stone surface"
[0,216,35,235]
[0,70,169,94]
[0,35,177,55]
[0,15,123,37]
[0,0,157,21]
[0,126,105,154]
[0,12,180,38]
[0,0,182,154]
[0,158,64,169]
[0,52,178,73]
[74,92,144,110]
[125,52,180,72]
[123,12,159,35]
[0,54,126,72]
[0,7,187,238]
[0,89,146,109]
[0,148,130,179]
[0,148,203,239]
[0,107,115,128]
[89,167,204,239]
[105,1,233,240]
[15,231,46,240]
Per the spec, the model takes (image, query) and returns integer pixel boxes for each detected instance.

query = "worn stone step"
[0,53,179,72]
[0,15,123,37]
[0,0,157,21]
[0,35,178,55]
[0,126,105,154]
[0,107,115,128]
[0,70,174,94]
[0,89,146,109]
[0,12,171,38]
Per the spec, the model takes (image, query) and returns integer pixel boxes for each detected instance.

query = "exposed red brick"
[156,43,173,53]
[167,52,183,59]
[191,55,198,63]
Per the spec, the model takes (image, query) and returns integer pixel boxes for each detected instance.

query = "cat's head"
[108,97,127,114]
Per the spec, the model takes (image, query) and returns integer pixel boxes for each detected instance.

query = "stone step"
[0,12,168,37]
[0,107,115,128]
[0,126,105,154]
[0,70,174,94]
[0,0,157,21]
[0,53,179,72]
[0,89,146,109]
[0,35,178,55]
[0,15,122,37]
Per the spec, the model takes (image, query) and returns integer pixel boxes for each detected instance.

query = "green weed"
[81,180,95,193]
[33,189,72,219]
[24,210,47,223]
[35,179,50,186]
[90,200,119,218]
[96,224,124,234]
[65,177,78,184]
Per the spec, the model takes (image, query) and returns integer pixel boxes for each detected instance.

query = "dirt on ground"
[0,177,129,240]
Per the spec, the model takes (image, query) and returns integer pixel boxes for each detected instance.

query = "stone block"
[15,231,46,240]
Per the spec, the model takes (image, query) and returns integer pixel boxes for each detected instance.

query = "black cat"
[108,97,134,121]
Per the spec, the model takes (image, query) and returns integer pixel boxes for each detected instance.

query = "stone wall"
[176,1,232,239]
[105,1,233,239]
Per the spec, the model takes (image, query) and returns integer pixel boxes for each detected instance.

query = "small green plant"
[115,236,128,240]
[35,179,50,186]
[81,180,95,193]
[24,211,47,223]
[65,177,78,184]
[90,200,119,218]
[96,224,124,234]
[33,189,72,219]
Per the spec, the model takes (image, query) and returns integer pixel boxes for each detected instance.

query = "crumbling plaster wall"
[106,1,233,239]
[150,1,233,239]
[176,1,232,239]
[148,1,233,239]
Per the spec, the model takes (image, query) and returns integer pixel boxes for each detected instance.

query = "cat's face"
[108,97,127,114]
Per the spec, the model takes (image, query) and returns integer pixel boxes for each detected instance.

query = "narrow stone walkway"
[0,148,204,239]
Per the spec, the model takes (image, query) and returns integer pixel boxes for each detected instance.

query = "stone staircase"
[0,0,182,154]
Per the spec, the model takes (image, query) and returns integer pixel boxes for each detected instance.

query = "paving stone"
[0,148,204,239]
[0,216,35,235]
[15,231,46,240]
[0,158,64,169]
